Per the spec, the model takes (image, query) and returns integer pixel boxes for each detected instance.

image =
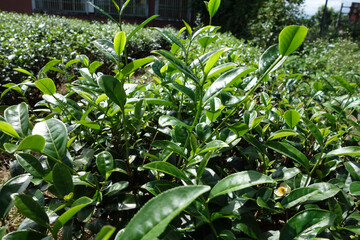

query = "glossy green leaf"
[326,147,360,158]
[198,35,218,49]
[53,163,74,198]
[153,50,198,82]
[271,167,301,181]
[143,161,189,182]
[104,181,129,196]
[307,183,340,201]
[16,153,46,178]
[114,31,126,55]
[334,76,354,94]
[2,230,47,240]
[227,122,249,137]
[32,119,67,160]
[344,161,360,180]
[76,120,100,130]
[52,197,93,237]
[127,15,159,42]
[208,62,237,78]
[4,102,29,137]
[268,129,298,141]
[96,151,114,178]
[95,225,116,240]
[303,117,323,145]
[207,0,221,17]
[349,181,360,196]
[203,67,247,105]
[0,174,32,219]
[209,170,275,199]
[158,115,191,130]
[170,82,195,102]
[196,151,214,183]
[259,44,281,74]
[98,75,126,108]
[204,48,226,75]
[280,187,318,209]
[0,121,20,138]
[13,68,35,78]
[11,193,49,228]
[35,78,56,95]
[94,39,118,64]
[151,140,186,158]
[199,140,229,154]
[279,209,335,240]
[121,57,156,77]
[144,98,178,109]
[265,141,310,171]
[279,25,308,56]
[16,135,45,152]
[117,185,210,240]
[283,110,300,128]
[39,59,60,74]
[153,28,185,52]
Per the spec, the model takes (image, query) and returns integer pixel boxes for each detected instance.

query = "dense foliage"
[1,0,360,239]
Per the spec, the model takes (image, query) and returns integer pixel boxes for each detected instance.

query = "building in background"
[0,0,192,26]
[349,2,360,22]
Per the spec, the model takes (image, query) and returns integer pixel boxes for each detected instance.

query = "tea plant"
[1,0,360,239]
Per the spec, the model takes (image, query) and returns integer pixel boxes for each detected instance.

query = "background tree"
[191,0,305,47]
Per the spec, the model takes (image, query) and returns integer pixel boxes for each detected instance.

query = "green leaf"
[104,181,129,196]
[53,163,74,198]
[96,151,114,178]
[202,67,247,105]
[11,193,49,228]
[279,25,308,56]
[76,120,100,130]
[127,15,159,42]
[196,151,214,183]
[98,75,126,108]
[158,115,191,130]
[349,181,360,196]
[271,167,301,181]
[95,225,116,240]
[0,174,32,219]
[114,31,126,55]
[153,28,186,52]
[4,102,29,137]
[13,68,35,78]
[198,35,218,49]
[94,39,118,64]
[35,78,56,95]
[268,129,298,141]
[334,76,354,94]
[2,230,47,240]
[227,122,249,137]
[170,82,196,102]
[204,48,226,76]
[283,110,300,128]
[307,183,340,201]
[16,135,46,152]
[144,98,178,109]
[0,226,6,239]
[143,161,190,182]
[32,119,67,160]
[0,121,20,138]
[121,57,156,77]
[39,59,60,74]
[151,140,186,158]
[344,161,360,180]
[326,147,360,158]
[265,141,310,171]
[280,187,318,209]
[16,153,46,178]
[208,170,275,199]
[153,50,198,83]
[259,44,283,75]
[117,185,210,240]
[279,209,335,240]
[302,117,323,145]
[208,62,237,78]
[207,0,221,17]
[88,1,119,26]
[52,197,93,237]
[199,140,229,154]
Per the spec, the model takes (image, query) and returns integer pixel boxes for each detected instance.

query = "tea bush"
[1,0,360,239]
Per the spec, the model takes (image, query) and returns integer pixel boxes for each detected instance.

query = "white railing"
[94,0,147,17]
[157,0,189,21]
